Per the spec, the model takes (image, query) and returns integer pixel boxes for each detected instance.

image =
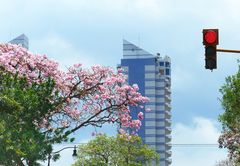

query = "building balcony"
[165,82,171,87]
[165,121,171,127]
[165,134,172,140]
[165,110,171,118]
[165,94,171,102]
[165,119,172,125]
[166,73,171,77]
[165,127,172,134]
[166,150,172,157]
[165,77,171,83]
[166,158,172,164]
[165,86,171,94]
[165,103,171,110]
[165,143,172,150]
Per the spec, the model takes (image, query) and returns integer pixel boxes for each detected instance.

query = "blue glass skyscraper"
[120,40,172,166]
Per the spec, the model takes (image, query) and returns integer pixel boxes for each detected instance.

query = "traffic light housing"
[202,29,219,70]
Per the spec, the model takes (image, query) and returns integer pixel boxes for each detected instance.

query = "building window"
[165,62,170,67]
[159,69,164,75]
[159,62,164,66]
[166,69,170,75]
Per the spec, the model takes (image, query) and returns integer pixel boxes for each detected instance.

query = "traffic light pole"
[217,48,240,53]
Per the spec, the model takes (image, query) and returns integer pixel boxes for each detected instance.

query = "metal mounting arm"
[217,48,240,53]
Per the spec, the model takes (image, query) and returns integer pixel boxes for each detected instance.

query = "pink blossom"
[61,120,70,127]
[94,94,100,100]
[146,108,151,112]
[119,129,126,135]
[121,117,129,127]
[132,84,139,91]
[117,67,123,73]
[137,112,144,120]
[130,120,141,130]
[73,63,82,68]
[66,98,71,103]
[0,43,150,134]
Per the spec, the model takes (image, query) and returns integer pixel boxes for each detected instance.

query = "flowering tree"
[218,66,240,164]
[0,44,149,164]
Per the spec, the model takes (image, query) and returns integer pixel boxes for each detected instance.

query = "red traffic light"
[202,29,219,70]
[203,29,219,45]
[204,31,217,44]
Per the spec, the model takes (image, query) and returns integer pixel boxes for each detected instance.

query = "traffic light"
[202,29,219,70]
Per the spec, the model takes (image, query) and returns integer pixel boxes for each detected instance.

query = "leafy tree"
[72,134,160,166]
[215,159,234,166]
[0,71,56,165]
[218,65,240,164]
[0,44,148,165]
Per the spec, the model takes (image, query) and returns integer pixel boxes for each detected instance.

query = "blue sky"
[1,0,240,165]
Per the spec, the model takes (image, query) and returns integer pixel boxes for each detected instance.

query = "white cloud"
[1,0,240,29]
[31,34,98,70]
[0,0,194,25]
[171,66,197,92]
[173,148,227,166]
[36,0,169,19]
[172,117,228,166]
[173,117,219,144]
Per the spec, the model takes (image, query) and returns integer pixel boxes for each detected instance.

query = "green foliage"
[215,158,235,166]
[219,68,240,130]
[219,66,240,163]
[0,71,57,165]
[52,153,60,161]
[72,134,160,166]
